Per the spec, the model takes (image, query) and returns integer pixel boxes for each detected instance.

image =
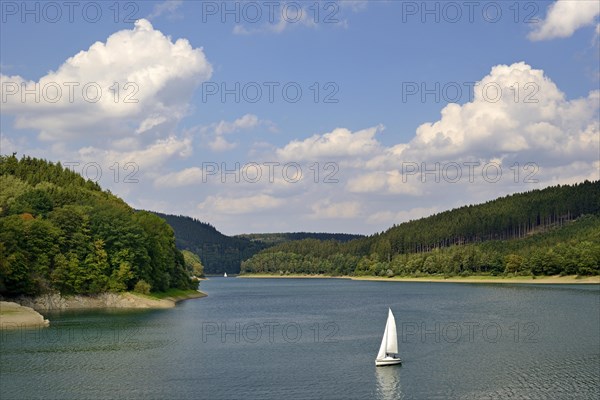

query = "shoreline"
[0,290,206,330]
[350,275,600,284]
[0,301,50,329]
[238,274,340,279]
[238,273,600,285]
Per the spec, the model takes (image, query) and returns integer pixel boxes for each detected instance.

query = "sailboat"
[375,308,402,366]
[224,272,228,278]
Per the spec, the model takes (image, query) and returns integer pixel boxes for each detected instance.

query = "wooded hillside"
[242,181,600,277]
[0,155,195,297]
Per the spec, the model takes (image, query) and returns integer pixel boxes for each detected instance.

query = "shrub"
[133,279,151,295]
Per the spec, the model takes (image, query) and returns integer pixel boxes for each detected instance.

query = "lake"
[1,278,599,399]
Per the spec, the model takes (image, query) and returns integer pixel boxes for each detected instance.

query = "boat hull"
[375,357,402,366]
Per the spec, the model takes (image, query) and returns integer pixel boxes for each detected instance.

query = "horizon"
[1,0,599,236]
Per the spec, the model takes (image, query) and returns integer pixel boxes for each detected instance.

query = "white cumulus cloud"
[275,62,598,200]
[0,19,212,141]
[77,135,192,171]
[400,62,599,165]
[276,125,383,161]
[529,0,600,41]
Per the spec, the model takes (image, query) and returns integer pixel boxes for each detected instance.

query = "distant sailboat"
[224,272,228,278]
[375,308,402,366]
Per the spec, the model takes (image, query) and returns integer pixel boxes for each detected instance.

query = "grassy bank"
[142,288,207,301]
[239,273,600,284]
[351,274,600,284]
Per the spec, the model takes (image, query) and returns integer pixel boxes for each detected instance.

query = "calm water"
[1,278,599,399]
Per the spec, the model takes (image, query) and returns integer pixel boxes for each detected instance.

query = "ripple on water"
[463,353,600,399]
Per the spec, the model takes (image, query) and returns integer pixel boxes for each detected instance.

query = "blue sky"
[1,0,599,235]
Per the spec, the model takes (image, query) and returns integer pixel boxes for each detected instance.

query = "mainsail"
[377,308,398,359]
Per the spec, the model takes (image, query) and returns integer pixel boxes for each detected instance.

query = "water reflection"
[375,365,403,400]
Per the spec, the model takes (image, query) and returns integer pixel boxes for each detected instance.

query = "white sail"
[376,316,389,360]
[386,309,398,355]
[376,308,401,366]
[224,272,227,277]
[377,309,398,359]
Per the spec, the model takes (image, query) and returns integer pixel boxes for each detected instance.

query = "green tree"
[108,261,134,292]
[134,279,151,294]
[504,254,524,274]
[79,240,110,294]
[182,250,204,277]
[9,189,54,217]
[0,175,32,215]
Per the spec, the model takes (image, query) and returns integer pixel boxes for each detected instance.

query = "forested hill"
[355,180,600,255]
[242,181,600,277]
[149,212,267,275]
[0,155,195,297]
[149,212,364,274]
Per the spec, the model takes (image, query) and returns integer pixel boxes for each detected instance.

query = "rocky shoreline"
[13,292,174,311]
[0,301,50,329]
[0,291,206,329]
